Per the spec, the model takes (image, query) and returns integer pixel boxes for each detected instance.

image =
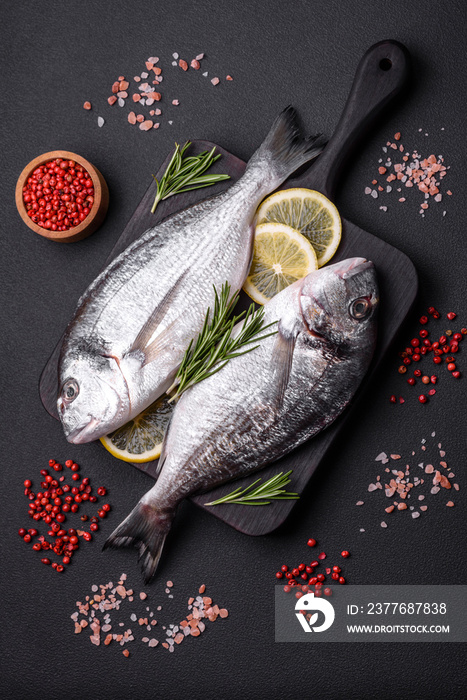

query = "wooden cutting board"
[40,40,417,536]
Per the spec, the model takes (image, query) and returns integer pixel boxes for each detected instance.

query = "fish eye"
[349,297,371,320]
[62,379,79,403]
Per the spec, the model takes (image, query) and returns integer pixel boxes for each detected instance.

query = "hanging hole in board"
[379,58,392,71]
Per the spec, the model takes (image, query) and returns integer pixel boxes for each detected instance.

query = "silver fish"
[105,257,379,582]
[58,107,325,444]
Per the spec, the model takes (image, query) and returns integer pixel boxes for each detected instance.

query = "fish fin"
[269,324,297,409]
[127,270,188,357]
[140,320,178,367]
[154,453,167,479]
[104,501,175,584]
[247,106,327,188]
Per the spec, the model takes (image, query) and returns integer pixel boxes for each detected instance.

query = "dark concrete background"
[1,1,466,698]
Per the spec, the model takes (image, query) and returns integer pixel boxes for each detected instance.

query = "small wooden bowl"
[15,150,109,243]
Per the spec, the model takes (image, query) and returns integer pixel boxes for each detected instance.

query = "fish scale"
[57,108,326,444]
[105,257,379,582]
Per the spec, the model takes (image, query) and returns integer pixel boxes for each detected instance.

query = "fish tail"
[247,106,326,188]
[103,500,175,583]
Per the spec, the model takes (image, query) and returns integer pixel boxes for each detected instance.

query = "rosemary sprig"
[166,282,277,402]
[204,471,299,506]
[151,142,230,214]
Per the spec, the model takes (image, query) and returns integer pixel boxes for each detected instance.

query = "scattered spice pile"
[19,458,110,573]
[365,130,451,216]
[357,431,460,529]
[22,158,95,232]
[83,53,234,132]
[276,539,352,598]
[390,307,464,405]
[72,575,228,657]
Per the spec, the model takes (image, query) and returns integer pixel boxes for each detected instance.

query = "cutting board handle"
[298,40,410,199]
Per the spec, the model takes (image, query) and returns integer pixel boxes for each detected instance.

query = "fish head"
[57,344,131,444]
[299,257,378,349]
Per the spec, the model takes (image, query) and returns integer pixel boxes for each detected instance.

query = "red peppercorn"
[410,338,419,347]
[315,582,323,589]
[283,585,291,593]
[298,563,305,571]
[419,316,428,324]
[307,538,316,547]
[418,395,428,403]
[412,354,421,362]
[89,522,99,532]
[301,572,308,580]
[390,395,397,403]
[430,375,437,384]
[419,329,429,338]
[324,588,332,596]
[413,369,422,377]
[338,577,346,585]
[461,328,467,335]
[18,528,27,537]
[24,479,32,488]
[276,572,283,579]
[332,572,339,580]
[56,565,64,573]
[315,589,322,597]
[452,371,461,378]
[447,312,456,320]
[421,376,430,384]
[447,363,456,371]
[309,577,318,585]
[317,573,325,582]
[341,551,350,558]
[97,487,107,496]
[292,568,300,577]
[281,564,288,572]
[407,377,416,386]
[295,591,303,599]
[403,357,412,366]
[62,556,71,565]
[71,463,79,471]
[41,558,51,565]
[453,333,462,342]
[428,389,436,396]
[398,365,407,374]
[433,356,442,364]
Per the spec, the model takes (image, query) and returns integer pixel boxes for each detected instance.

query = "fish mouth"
[335,257,374,279]
[66,417,100,444]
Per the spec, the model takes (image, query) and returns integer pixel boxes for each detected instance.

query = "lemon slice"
[100,395,174,462]
[242,222,318,305]
[255,188,341,267]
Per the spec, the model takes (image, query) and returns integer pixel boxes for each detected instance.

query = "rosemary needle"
[204,471,299,506]
[166,282,277,402]
[151,142,230,214]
